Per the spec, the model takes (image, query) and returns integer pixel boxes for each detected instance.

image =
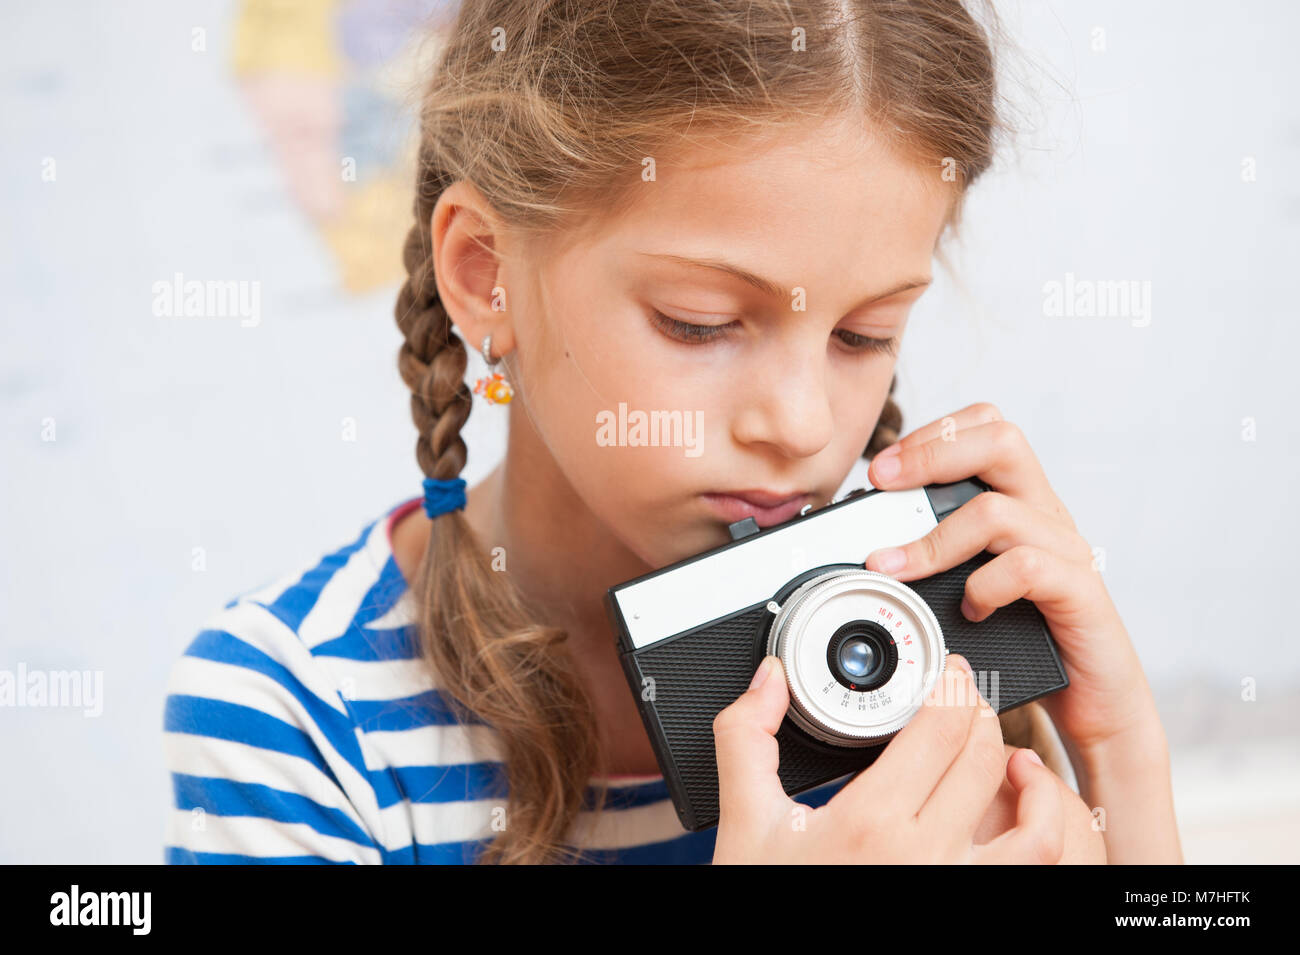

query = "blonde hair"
[394,0,1062,864]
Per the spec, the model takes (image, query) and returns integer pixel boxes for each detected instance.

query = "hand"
[979,743,1108,864]
[861,402,1162,757]
[711,653,1068,864]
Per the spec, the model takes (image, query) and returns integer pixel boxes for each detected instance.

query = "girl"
[163,0,1182,864]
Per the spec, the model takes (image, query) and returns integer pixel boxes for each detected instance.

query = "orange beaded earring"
[473,333,513,405]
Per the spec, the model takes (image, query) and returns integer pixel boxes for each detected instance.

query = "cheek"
[835,362,894,426]
[533,297,720,466]
[825,362,895,465]
[513,314,718,557]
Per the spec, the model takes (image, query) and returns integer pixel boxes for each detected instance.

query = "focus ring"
[767,569,947,746]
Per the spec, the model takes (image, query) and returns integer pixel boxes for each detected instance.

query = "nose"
[730,341,835,459]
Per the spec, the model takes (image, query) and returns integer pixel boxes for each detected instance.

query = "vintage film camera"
[604,478,1069,832]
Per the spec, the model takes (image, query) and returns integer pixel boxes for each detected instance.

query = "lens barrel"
[766,568,946,746]
[827,620,898,692]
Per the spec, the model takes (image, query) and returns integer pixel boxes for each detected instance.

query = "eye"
[648,308,898,356]
[648,309,738,343]
[835,329,899,356]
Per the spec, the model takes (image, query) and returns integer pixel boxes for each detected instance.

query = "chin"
[631,522,717,571]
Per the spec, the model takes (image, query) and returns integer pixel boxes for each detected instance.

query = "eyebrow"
[636,251,930,308]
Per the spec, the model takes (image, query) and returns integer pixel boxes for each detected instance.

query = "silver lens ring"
[766,569,947,746]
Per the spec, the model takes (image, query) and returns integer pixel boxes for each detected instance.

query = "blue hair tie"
[422,477,467,518]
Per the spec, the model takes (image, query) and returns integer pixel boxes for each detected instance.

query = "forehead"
[579,113,954,294]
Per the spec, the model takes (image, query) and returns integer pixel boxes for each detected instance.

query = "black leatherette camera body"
[604,478,1069,832]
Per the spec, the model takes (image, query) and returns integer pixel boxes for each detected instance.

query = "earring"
[473,333,514,405]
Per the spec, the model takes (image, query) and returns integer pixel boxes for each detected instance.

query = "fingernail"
[873,453,901,482]
[1023,748,1044,767]
[951,654,972,675]
[749,656,773,690]
[870,548,907,574]
[960,596,977,620]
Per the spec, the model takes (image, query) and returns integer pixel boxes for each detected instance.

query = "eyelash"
[649,310,898,356]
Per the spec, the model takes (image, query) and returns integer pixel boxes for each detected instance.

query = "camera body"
[604,478,1069,833]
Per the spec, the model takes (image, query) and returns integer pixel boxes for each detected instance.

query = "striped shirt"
[162,497,850,864]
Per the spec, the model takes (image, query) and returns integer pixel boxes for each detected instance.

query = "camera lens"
[765,568,946,746]
[827,621,897,692]
[841,638,875,678]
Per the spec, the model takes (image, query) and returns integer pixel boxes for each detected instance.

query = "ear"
[429,180,517,359]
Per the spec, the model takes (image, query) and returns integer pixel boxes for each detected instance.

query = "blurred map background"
[230,0,449,292]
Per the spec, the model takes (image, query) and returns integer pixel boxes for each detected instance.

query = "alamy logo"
[151,272,261,327]
[595,402,703,457]
[50,885,151,935]
[1041,272,1151,327]
[0,663,102,717]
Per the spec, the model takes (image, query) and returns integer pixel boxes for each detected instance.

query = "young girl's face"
[503,112,954,569]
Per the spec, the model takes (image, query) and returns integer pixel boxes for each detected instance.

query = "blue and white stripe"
[162,500,849,864]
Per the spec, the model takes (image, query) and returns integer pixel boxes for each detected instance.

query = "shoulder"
[188,499,424,669]
[167,504,418,707]
[161,502,423,864]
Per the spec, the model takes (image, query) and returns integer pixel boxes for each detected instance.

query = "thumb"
[973,748,1065,865]
[712,655,793,827]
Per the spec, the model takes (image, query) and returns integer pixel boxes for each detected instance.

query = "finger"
[877,401,1005,452]
[712,655,795,829]
[828,654,979,819]
[960,544,1103,624]
[970,748,1066,864]
[864,490,1095,583]
[916,674,1007,843]
[868,419,1072,527]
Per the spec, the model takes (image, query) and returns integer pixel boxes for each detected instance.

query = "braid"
[392,138,604,865]
[396,151,471,483]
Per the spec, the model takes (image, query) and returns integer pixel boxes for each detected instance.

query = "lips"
[701,490,810,528]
